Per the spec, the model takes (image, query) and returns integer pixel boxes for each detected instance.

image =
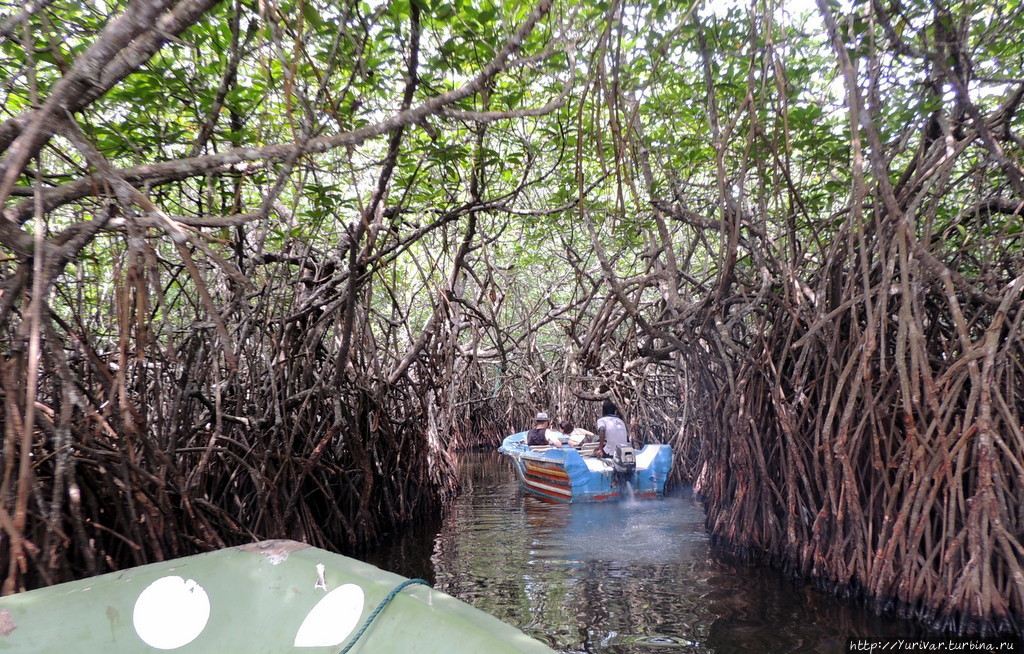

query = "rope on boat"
[337,578,432,654]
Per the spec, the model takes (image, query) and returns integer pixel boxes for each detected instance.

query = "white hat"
[535,412,549,422]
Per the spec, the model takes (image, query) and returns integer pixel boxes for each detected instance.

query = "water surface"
[368,450,922,653]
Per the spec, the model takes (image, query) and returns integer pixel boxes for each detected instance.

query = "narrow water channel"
[366,450,923,653]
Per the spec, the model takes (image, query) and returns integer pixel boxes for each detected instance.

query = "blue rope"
[337,578,431,654]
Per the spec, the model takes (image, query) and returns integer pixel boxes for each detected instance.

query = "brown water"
[366,449,923,653]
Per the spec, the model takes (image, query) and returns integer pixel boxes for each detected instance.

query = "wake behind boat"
[498,432,672,503]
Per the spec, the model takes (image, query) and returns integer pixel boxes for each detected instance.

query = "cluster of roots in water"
[710,536,1023,638]
[0,0,1022,640]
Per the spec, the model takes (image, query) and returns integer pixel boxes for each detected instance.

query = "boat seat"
[578,443,601,456]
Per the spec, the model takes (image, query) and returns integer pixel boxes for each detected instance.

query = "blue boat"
[498,432,672,503]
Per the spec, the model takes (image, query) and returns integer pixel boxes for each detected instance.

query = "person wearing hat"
[526,411,564,447]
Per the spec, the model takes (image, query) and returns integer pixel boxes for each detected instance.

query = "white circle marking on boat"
[132,576,211,649]
[294,582,365,647]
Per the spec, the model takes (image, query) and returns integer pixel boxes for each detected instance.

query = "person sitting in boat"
[559,420,595,448]
[595,400,629,458]
[526,412,564,447]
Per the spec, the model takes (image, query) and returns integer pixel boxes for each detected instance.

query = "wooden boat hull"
[499,432,672,503]
[0,540,555,653]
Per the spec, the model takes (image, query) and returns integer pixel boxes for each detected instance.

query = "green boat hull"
[0,540,554,653]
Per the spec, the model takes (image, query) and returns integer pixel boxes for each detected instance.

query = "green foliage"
[2,0,1021,367]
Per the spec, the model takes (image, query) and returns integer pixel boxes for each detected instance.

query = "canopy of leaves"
[1,0,1023,635]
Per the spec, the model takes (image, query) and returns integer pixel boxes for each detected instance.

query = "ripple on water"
[370,450,927,654]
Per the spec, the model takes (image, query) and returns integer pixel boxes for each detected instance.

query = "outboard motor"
[611,444,636,487]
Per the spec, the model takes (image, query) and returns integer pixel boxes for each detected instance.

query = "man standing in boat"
[526,412,564,447]
[595,400,629,458]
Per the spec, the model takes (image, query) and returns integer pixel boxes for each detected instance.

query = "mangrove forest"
[1,0,1022,638]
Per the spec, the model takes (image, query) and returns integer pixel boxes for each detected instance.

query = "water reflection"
[550,496,708,564]
[368,450,923,653]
